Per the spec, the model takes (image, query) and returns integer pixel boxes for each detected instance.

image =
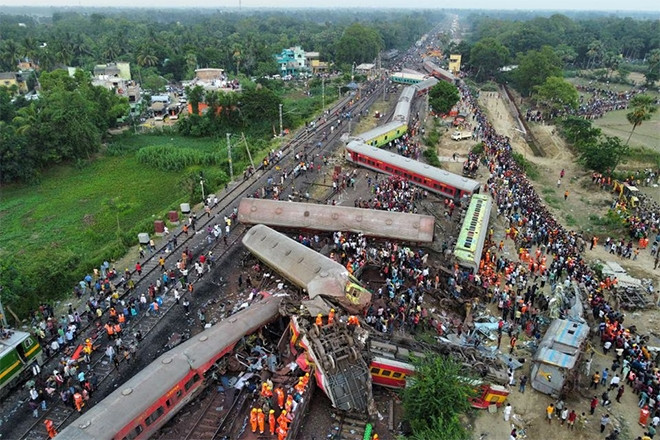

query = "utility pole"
[200,178,205,202]
[321,77,325,112]
[226,133,233,181]
[278,103,283,137]
[0,293,8,327]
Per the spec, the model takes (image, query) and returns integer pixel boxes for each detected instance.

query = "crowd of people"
[454,81,660,439]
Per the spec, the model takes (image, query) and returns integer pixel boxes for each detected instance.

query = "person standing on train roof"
[316,313,323,326]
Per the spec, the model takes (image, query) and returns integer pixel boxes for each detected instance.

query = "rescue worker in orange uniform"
[285,394,294,413]
[275,387,285,409]
[261,382,273,398]
[44,419,57,438]
[269,409,276,435]
[347,315,360,327]
[315,313,323,326]
[257,408,265,434]
[302,373,310,387]
[328,308,336,325]
[73,392,84,412]
[277,425,288,440]
[372,434,379,440]
[277,410,290,430]
[250,408,258,433]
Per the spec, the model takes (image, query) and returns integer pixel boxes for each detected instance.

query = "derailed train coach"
[242,224,371,314]
[56,295,282,440]
[237,198,434,243]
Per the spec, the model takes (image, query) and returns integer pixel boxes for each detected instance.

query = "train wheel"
[343,334,355,347]
[325,355,336,372]
[348,347,359,362]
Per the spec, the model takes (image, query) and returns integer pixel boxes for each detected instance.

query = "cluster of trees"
[558,95,655,173]
[0,69,128,182]
[428,81,460,115]
[0,10,439,84]
[449,14,659,92]
[402,355,474,440]
[177,82,290,138]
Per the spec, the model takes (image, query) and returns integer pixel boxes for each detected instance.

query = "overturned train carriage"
[242,225,371,314]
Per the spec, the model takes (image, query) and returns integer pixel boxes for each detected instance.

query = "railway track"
[9,80,389,440]
[336,413,370,440]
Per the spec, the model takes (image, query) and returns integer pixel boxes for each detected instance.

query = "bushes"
[136,145,224,171]
[512,152,540,180]
[423,147,442,168]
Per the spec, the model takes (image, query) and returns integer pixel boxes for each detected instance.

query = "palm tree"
[625,94,658,146]
[13,103,40,135]
[1,39,22,70]
[137,49,159,68]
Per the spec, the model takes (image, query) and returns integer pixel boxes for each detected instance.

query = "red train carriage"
[369,356,509,409]
[56,295,282,440]
[345,141,480,200]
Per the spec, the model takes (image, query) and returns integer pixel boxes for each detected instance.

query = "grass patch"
[627,146,660,167]
[587,211,627,237]
[512,152,540,180]
[0,132,270,316]
[541,187,556,195]
[544,195,561,209]
[564,214,578,227]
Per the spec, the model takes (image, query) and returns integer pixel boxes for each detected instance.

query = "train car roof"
[423,60,456,81]
[0,329,33,357]
[59,354,192,440]
[243,225,371,313]
[355,120,406,144]
[238,198,434,243]
[454,195,492,269]
[414,77,439,91]
[346,141,480,193]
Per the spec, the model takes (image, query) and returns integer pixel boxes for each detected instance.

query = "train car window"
[381,370,392,377]
[184,374,201,391]
[176,390,182,398]
[370,367,381,375]
[166,399,172,408]
[392,372,403,379]
[145,407,164,426]
[123,424,144,440]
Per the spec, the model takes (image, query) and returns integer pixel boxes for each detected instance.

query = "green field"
[0,133,262,316]
[592,109,660,155]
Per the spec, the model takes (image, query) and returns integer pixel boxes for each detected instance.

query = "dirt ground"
[433,91,660,440]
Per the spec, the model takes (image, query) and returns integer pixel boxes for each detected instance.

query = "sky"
[0,0,658,12]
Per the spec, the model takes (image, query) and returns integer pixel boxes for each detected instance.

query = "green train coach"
[0,329,43,391]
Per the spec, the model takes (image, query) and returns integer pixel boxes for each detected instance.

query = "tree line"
[447,14,659,93]
[0,10,441,81]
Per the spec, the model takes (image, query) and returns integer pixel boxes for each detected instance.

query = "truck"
[451,131,472,141]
